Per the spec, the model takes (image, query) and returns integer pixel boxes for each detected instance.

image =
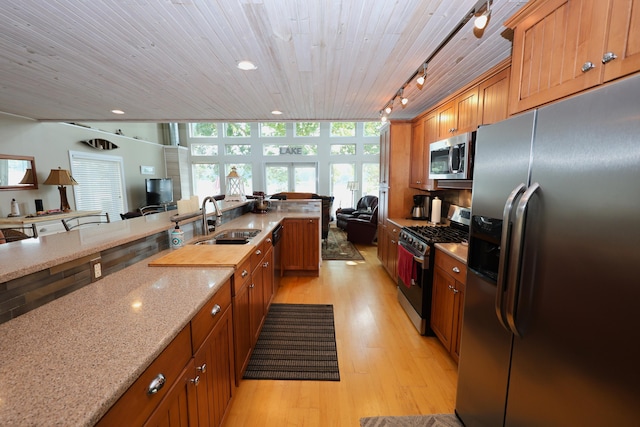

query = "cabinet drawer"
[97,325,192,427]
[191,279,232,352]
[435,250,467,284]
[251,239,267,271]
[232,256,251,296]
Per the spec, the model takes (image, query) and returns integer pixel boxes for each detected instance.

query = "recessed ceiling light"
[271,110,283,115]
[237,60,257,70]
[111,109,125,115]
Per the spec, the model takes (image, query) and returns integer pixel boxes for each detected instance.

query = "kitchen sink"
[193,229,261,245]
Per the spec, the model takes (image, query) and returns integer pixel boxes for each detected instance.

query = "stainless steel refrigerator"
[455,74,640,427]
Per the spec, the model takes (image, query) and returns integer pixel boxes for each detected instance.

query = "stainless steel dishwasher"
[271,223,283,291]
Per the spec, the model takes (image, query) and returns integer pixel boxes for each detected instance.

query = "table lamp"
[43,167,78,212]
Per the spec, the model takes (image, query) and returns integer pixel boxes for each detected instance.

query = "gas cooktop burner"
[406,225,469,244]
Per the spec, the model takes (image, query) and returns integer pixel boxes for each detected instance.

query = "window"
[225,144,251,155]
[192,163,221,201]
[294,122,320,137]
[191,144,218,156]
[330,144,356,155]
[69,151,126,220]
[330,122,356,137]
[224,163,253,195]
[265,163,317,194]
[363,121,383,137]
[190,123,218,137]
[363,143,380,155]
[362,163,380,197]
[225,123,251,137]
[260,122,286,137]
[330,163,356,211]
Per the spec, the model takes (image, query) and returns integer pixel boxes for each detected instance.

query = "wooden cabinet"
[378,122,412,277]
[431,250,467,363]
[437,87,479,138]
[99,281,235,427]
[232,256,253,385]
[409,118,426,189]
[380,223,400,281]
[193,301,235,427]
[507,0,640,114]
[282,218,320,275]
[478,66,511,125]
[143,359,198,427]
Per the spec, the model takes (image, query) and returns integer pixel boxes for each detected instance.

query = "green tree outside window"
[226,123,251,137]
[260,123,286,137]
[363,122,382,137]
[191,123,218,137]
[295,122,320,137]
[330,122,356,137]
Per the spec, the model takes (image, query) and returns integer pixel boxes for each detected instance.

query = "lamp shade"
[18,168,36,185]
[347,181,359,191]
[43,168,78,186]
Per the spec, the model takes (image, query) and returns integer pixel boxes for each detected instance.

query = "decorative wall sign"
[81,138,119,150]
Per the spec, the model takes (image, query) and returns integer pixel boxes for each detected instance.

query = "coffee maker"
[411,195,430,220]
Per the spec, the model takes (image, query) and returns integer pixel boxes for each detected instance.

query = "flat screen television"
[145,178,173,205]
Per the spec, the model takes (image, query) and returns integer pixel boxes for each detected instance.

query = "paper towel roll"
[177,199,190,216]
[431,197,442,224]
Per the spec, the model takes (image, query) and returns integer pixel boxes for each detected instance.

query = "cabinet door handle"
[266,238,272,243]
[190,376,200,386]
[581,61,595,72]
[452,266,460,273]
[197,363,207,373]
[255,249,262,255]
[263,262,269,268]
[448,284,459,294]
[147,373,166,395]
[210,303,221,317]
[241,269,248,278]
[249,283,255,288]
[602,52,617,64]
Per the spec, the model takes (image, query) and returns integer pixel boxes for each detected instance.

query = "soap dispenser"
[170,222,184,249]
[9,199,20,217]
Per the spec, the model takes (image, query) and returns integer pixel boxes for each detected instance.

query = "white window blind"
[69,151,127,220]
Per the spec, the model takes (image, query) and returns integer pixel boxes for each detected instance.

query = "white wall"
[0,113,168,217]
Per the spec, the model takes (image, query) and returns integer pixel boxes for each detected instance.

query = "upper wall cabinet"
[436,87,479,139]
[507,0,640,114]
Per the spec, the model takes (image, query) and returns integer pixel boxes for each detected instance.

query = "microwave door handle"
[495,183,526,332]
[505,182,540,338]
[448,146,454,173]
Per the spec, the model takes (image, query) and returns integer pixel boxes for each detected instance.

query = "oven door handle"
[399,241,425,264]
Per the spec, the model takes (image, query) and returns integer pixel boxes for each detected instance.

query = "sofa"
[346,205,378,245]
[270,192,334,240]
[336,195,378,230]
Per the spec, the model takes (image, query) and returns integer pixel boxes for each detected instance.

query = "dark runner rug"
[322,226,364,261]
[360,414,463,427]
[243,303,340,381]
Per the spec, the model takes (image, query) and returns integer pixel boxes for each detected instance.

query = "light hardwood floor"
[222,243,458,427]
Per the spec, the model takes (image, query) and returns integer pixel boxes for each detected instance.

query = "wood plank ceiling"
[0,0,527,122]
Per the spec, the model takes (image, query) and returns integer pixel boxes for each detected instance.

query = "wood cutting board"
[149,244,253,267]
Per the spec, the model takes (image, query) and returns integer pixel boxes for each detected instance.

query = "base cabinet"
[282,218,320,275]
[431,250,467,363]
[379,223,400,281]
[98,280,234,427]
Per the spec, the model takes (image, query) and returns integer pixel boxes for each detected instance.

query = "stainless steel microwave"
[428,131,475,180]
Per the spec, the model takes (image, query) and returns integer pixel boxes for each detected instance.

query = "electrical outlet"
[90,258,102,281]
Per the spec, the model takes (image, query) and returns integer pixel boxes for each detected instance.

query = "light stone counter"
[435,242,469,264]
[0,206,321,426]
[0,253,234,426]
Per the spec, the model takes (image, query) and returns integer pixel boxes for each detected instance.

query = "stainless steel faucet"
[201,196,222,235]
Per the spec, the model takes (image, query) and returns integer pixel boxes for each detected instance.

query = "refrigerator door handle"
[496,183,527,331]
[506,182,540,337]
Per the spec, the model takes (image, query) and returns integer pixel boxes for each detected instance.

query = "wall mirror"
[0,155,38,190]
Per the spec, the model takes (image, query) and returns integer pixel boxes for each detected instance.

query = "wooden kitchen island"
[0,203,320,426]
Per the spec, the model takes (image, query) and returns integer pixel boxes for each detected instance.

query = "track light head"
[416,63,428,87]
[384,104,393,114]
[474,1,491,30]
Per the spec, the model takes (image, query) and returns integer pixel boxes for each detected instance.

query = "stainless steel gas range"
[397,205,470,335]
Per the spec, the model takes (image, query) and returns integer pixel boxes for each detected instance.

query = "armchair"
[336,195,378,230]
[346,205,378,245]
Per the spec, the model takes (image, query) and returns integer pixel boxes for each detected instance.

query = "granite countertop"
[0,206,321,426]
[435,242,469,264]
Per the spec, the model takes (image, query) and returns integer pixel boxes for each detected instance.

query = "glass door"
[265,163,317,195]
